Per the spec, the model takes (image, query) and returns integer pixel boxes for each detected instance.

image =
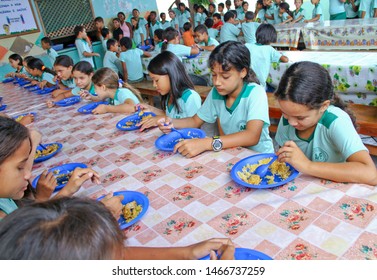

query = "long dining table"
[1,82,377,260]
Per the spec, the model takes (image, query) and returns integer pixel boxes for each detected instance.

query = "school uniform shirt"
[75,38,94,67]
[103,50,121,75]
[0,198,18,217]
[119,48,144,82]
[312,3,324,22]
[275,105,367,162]
[72,83,96,96]
[198,37,220,48]
[237,10,246,21]
[37,72,55,85]
[265,5,275,24]
[208,28,219,39]
[197,83,274,153]
[220,22,241,43]
[345,0,360,18]
[166,44,192,61]
[165,88,201,119]
[170,17,180,30]
[256,9,266,22]
[112,88,140,106]
[133,27,144,46]
[149,21,161,39]
[61,78,76,88]
[329,0,346,16]
[235,6,244,20]
[194,13,205,27]
[241,22,260,44]
[273,3,282,24]
[17,66,29,76]
[47,47,58,66]
[245,43,282,88]
[293,8,306,22]
[281,12,290,22]
[359,0,374,18]
[177,10,191,28]
[154,41,163,53]
[160,21,171,30]
[102,39,108,52]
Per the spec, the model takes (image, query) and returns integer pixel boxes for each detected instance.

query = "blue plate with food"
[24,84,36,89]
[97,191,149,230]
[0,104,7,111]
[77,101,109,114]
[17,80,30,86]
[31,162,87,192]
[199,248,273,260]
[116,111,156,131]
[155,128,206,152]
[185,53,200,59]
[230,153,299,189]
[138,45,151,51]
[34,142,63,163]
[35,86,57,95]
[54,96,81,107]
[27,85,42,92]
[2,77,15,83]
[12,112,36,122]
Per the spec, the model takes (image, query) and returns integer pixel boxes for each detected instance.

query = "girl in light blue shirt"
[138,51,201,131]
[91,67,142,115]
[161,27,199,61]
[27,58,56,89]
[275,61,377,185]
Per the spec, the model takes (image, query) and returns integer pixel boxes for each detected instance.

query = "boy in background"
[101,28,112,52]
[41,37,58,66]
[220,11,243,43]
[74,25,99,67]
[242,11,260,44]
[194,24,219,51]
[182,22,195,46]
[213,13,224,30]
[103,38,123,78]
[204,18,219,39]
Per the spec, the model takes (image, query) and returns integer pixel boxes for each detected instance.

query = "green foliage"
[189,0,212,6]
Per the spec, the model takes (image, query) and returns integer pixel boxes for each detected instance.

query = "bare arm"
[305,14,320,22]
[292,15,304,23]
[92,99,137,115]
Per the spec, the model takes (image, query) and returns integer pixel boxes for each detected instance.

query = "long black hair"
[27,58,55,76]
[209,41,259,84]
[148,51,194,113]
[274,61,356,127]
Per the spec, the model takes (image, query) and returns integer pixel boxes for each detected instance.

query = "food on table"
[121,112,152,128]
[34,144,59,159]
[236,157,291,185]
[122,200,143,223]
[53,170,73,185]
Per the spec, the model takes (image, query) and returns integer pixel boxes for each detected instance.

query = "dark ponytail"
[161,27,179,52]
[27,58,56,76]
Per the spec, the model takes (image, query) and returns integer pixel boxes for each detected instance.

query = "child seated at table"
[194,25,220,51]
[151,29,164,52]
[89,67,142,115]
[41,37,58,66]
[182,22,195,46]
[0,117,123,219]
[304,0,323,22]
[119,37,151,84]
[205,18,219,39]
[213,13,224,30]
[275,61,377,185]
[278,2,293,24]
[137,51,202,130]
[220,11,243,43]
[51,55,75,98]
[245,24,288,88]
[161,27,199,61]
[156,41,274,158]
[103,39,123,79]
[74,25,100,68]
[241,11,260,44]
[27,58,56,89]
[4,54,28,78]
[291,0,306,23]
[0,196,234,260]
[47,61,98,105]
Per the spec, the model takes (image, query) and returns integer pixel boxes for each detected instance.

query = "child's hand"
[135,103,151,112]
[79,89,93,100]
[18,114,35,125]
[46,99,55,108]
[137,115,159,131]
[174,138,211,158]
[93,52,100,57]
[61,167,100,197]
[100,192,124,219]
[185,238,235,260]
[92,104,108,114]
[31,80,38,85]
[277,140,311,172]
[157,117,173,134]
[35,170,57,201]
[5,73,15,78]
[38,81,47,89]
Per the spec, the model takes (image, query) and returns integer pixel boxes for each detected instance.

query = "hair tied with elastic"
[41,65,45,70]
[163,39,168,43]
[118,79,123,88]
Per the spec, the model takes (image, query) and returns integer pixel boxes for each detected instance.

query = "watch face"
[212,139,223,151]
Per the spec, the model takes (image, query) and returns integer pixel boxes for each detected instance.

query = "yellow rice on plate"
[122,200,143,223]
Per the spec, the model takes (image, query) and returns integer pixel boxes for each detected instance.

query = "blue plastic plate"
[34,142,63,163]
[155,128,206,152]
[185,53,200,59]
[0,104,7,111]
[24,84,36,89]
[28,85,41,92]
[55,96,81,107]
[199,248,273,260]
[138,45,151,51]
[77,101,109,114]
[17,80,30,86]
[12,112,36,122]
[230,153,299,189]
[97,191,149,230]
[2,77,14,83]
[31,162,87,192]
[116,111,156,131]
[35,86,56,95]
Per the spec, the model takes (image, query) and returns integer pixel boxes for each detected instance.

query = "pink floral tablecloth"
[2,83,377,260]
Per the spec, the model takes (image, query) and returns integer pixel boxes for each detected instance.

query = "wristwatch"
[212,136,223,152]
